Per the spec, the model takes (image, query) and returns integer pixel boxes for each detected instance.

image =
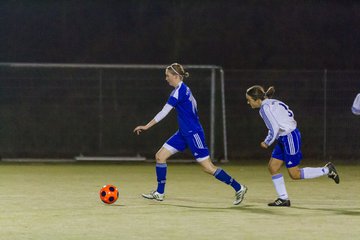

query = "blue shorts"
[271,128,303,168]
[163,130,210,162]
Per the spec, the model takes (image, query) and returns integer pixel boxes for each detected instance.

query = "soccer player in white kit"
[352,93,360,115]
[133,63,247,205]
[246,85,340,207]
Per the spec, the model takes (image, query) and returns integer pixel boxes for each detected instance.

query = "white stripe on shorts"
[287,133,295,155]
[193,133,204,149]
[286,131,300,155]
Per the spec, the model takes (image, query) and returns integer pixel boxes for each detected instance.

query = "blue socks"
[156,165,240,194]
[156,163,167,194]
[214,168,241,192]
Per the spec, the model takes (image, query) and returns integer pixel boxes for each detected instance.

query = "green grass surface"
[0,162,359,239]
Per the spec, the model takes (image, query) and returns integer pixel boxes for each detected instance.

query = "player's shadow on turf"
[160,203,283,215]
[229,205,286,215]
[291,206,360,216]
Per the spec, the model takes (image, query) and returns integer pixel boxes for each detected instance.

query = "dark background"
[0,1,359,161]
[1,0,360,69]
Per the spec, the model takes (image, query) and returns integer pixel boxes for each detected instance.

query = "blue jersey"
[166,82,203,135]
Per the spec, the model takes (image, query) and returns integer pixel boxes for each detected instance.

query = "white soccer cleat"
[233,185,248,205]
[142,190,165,201]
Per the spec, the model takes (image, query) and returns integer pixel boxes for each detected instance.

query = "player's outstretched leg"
[325,162,340,184]
[213,168,248,205]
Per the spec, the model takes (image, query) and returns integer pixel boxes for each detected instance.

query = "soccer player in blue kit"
[133,63,247,205]
[246,85,340,207]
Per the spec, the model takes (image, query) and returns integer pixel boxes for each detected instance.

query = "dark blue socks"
[156,163,167,194]
[214,168,241,192]
[156,165,240,194]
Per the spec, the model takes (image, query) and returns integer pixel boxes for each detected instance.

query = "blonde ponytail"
[265,86,275,98]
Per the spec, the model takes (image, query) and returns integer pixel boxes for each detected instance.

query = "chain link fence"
[0,64,359,162]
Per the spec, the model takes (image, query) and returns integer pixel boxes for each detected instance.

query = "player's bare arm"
[260,142,268,149]
[133,119,157,135]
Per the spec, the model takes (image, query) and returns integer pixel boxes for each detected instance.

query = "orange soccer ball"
[99,184,119,204]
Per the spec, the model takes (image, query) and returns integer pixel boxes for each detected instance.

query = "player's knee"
[268,165,277,175]
[289,171,301,180]
[200,160,217,175]
[155,152,165,163]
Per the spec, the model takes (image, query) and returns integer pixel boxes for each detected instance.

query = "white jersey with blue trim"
[259,98,297,146]
[352,93,360,115]
[167,81,203,135]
